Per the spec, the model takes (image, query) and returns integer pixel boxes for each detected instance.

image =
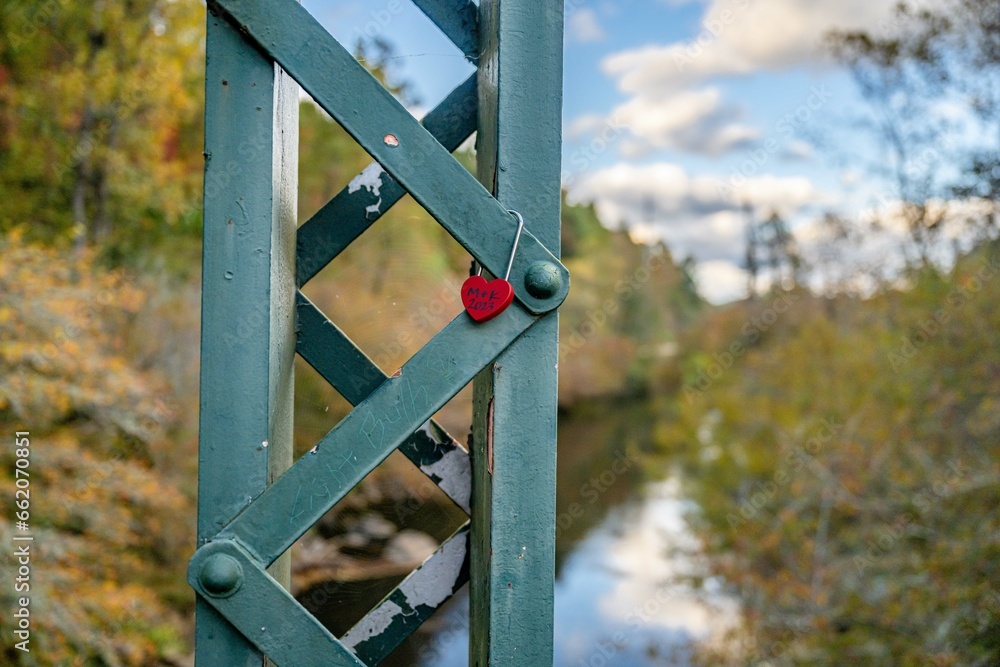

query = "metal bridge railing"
[191,1,566,665]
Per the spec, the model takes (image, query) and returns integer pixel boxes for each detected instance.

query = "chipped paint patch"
[399,532,466,610]
[348,162,385,198]
[420,431,471,513]
[341,599,404,651]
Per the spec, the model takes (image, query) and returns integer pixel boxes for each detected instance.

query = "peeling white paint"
[419,424,471,514]
[365,197,382,217]
[348,162,385,198]
[400,533,466,610]
[341,600,404,650]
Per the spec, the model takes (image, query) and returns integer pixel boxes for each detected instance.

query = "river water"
[404,399,730,666]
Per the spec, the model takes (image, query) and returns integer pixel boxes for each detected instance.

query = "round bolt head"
[524,261,562,299]
[199,554,243,598]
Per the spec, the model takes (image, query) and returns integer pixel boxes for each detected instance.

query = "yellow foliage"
[0,236,192,666]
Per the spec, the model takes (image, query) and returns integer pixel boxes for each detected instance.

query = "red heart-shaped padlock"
[461,275,515,323]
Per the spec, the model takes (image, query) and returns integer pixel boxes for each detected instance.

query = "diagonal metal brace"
[342,522,470,664]
[295,74,478,288]
[412,0,480,61]
[296,292,471,514]
[189,540,365,667]
[208,304,538,567]
[211,0,569,314]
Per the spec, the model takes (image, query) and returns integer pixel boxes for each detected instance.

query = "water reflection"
[407,399,726,666]
[555,479,707,666]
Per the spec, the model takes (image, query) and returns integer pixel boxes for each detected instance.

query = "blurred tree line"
[661,246,1000,665]
[653,2,1000,665]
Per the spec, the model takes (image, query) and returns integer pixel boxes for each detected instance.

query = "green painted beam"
[211,304,537,567]
[195,8,297,666]
[296,292,471,514]
[411,0,480,60]
[211,0,568,315]
[189,540,365,667]
[470,1,564,665]
[294,292,385,401]
[295,74,478,287]
[342,523,470,664]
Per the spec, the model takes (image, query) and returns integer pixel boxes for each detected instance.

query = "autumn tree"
[828,0,1000,265]
[0,233,194,665]
[663,239,1000,665]
[0,1,204,258]
[745,208,801,297]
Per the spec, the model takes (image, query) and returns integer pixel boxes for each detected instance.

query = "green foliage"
[557,196,702,401]
[657,243,1000,665]
[0,0,205,259]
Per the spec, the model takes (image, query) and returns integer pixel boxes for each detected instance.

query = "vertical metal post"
[471,1,564,665]
[196,7,298,665]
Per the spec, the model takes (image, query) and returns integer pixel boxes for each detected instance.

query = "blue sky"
[300,0,910,302]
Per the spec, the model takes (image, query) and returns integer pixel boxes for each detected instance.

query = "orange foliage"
[0,235,192,666]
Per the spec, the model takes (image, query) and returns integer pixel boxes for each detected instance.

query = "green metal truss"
[192,1,564,665]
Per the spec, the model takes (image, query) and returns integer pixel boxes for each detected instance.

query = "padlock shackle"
[504,210,525,281]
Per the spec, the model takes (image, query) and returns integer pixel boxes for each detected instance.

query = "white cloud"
[694,260,750,303]
[783,139,814,160]
[603,0,902,95]
[859,197,995,242]
[568,8,607,43]
[569,162,825,270]
[726,173,824,212]
[611,87,759,155]
[930,98,970,121]
[792,196,998,294]
[840,168,862,188]
[583,0,909,156]
[566,114,607,141]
